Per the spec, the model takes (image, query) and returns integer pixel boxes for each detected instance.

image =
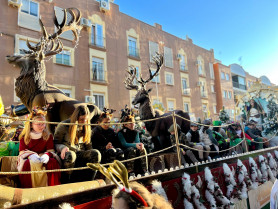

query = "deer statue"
[6,8,102,133]
[124,53,190,150]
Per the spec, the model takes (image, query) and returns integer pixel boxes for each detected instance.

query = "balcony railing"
[232,82,247,90]
[183,88,190,95]
[91,35,105,48]
[128,46,140,58]
[201,91,208,98]
[92,68,107,82]
[180,64,187,71]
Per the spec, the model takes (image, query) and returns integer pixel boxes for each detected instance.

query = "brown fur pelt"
[112,182,173,209]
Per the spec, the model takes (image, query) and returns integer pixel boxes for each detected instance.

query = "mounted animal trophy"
[6,8,102,133]
[124,53,190,150]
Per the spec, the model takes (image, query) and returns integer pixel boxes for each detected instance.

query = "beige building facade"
[0,0,272,121]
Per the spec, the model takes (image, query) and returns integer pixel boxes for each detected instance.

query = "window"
[182,78,189,95]
[132,67,140,85]
[209,63,214,79]
[164,47,173,68]
[228,91,232,99]
[149,41,159,62]
[197,60,203,75]
[19,39,37,54]
[167,100,174,111]
[180,55,186,71]
[92,57,105,81]
[213,105,217,114]
[200,82,207,97]
[211,84,215,93]
[21,0,38,17]
[93,93,105,110]
[128,36,139,58]
[226,73,230,81]
[184,103,189,112]
[60,89,72,98]
[223,90,227,98]
[91,24,104,47]
[221,72,225,80]
[151,69,160,83]
[202,104,207,112]
[56,50,71,65]
[165,73,174,85]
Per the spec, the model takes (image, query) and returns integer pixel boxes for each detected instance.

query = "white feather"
[205,190,217,209]
[59,203,74,209]
[151,179,168,201]
[182,173,192,198]
[183,198,194,209]
[205,167,214,192]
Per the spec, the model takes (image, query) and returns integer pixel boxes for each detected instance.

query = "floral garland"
[249,157,259,189]
[182,173,205,209]
[223,163,237,198]
[151,180,168,201]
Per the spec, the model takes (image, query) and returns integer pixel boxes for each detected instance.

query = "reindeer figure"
[6,8,101,133]
[124,53,190,150]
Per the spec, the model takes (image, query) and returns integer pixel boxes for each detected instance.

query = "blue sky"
[116,0,278,84]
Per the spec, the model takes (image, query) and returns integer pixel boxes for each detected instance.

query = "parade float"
[0,8,278,209]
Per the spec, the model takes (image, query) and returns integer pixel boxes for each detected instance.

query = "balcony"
[201,91,208,98]
[91,35,105,49]
[128,46,140,58]
[232,82,247,90]
[182,88,190,96]
[92,67,107,83]
[180,64,187,71]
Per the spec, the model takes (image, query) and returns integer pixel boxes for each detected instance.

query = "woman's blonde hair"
[19,110,50,145]
[112,181,173,209]
[69,105,91,146]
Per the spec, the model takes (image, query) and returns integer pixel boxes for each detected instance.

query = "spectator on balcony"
[91,108,124,163]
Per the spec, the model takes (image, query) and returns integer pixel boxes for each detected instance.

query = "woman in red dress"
[17,108,61,188]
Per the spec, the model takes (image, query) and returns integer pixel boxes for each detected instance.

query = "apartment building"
[0,0,221,120]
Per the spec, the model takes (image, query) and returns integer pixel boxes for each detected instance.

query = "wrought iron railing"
[128,46,140,58]
[91,35,105,48]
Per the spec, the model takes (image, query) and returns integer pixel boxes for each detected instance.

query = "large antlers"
[25,8,83,60]
[139,52,163,86]
[124,53,163,90]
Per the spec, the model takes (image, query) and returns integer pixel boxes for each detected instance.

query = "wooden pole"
[172,112,182,167]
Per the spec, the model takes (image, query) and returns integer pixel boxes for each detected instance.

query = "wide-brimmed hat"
[190,122,198,127]
[168,124,180,132]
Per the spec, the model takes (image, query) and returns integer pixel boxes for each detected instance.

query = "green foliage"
[263,98,278,136]
[219,106,230,123]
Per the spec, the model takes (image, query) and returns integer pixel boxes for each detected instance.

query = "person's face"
[78,115,88,124]
[250,99,255,106]
[191,126,198,131]
[100,117,111,130]
[32,117,46,133]
[124,121,135,130]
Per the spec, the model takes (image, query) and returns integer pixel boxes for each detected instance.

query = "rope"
[0,146,174,175]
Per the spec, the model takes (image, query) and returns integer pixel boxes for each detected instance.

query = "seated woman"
[91,108,124,163]
[117,106,147,174]
[54,105,101,183]
[17,107,61,188]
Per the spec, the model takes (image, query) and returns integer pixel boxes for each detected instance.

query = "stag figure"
[124,53,190,150]
[6,8,101,133]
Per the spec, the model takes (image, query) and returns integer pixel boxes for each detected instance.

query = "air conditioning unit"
[85,96,95,104]
[8,0,22,8]
[197,81,203,86]
[100,0,110,12]
[80,18,92,28]
[177,54,182,60]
